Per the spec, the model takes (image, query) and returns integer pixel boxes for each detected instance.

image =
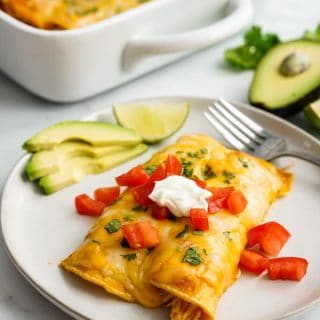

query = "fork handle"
[269,151,320,167]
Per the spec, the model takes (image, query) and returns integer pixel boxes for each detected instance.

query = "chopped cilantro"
[124,214,134,221]
[223,171,235,180]
[145,164,157,176]
[225,26,281,70]
[132,206,147,212]
[76,7,98,15]
[200,148,208,154]
[223,231,232,241]
[203,165,217,180]
[181,160,193,178]
[121,253,137,261]
[239,157,249,168]
[176,150,184,154]
[303,23,320,41]
[182,247,204,266]
[175,225,189,238]
[105,219,121,233]
[192,230,204,236]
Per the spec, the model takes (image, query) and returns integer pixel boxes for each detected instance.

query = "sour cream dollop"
[148,175,212,217]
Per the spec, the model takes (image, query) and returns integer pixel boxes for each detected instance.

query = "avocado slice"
[249,40,320,116]
[38,143,148,194]
[23,121,142,152]
[25,142,130,181]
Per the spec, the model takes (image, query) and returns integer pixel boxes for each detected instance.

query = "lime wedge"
[113,102,189,144]
[304,99,320,130]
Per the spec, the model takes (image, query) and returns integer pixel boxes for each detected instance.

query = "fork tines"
[204,98,268,152]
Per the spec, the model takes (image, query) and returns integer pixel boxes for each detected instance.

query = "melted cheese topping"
[149,175,212,217]
[0,0,151,29]
[61,134,292,320]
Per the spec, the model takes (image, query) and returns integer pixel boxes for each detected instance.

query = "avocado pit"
[279,51,311,77]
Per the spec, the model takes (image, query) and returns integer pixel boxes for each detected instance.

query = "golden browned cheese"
[0,0,150,29]
[61,134,292,320]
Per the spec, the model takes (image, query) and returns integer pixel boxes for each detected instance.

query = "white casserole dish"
[0,0,253,102]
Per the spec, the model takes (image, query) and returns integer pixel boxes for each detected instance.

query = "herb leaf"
[239,157,249,168]
[192,230,204,236]
[175,225,189,238]
[121,253,137,261]
[225,26,281,70]
[303,24,320,41]
[223,171,235,180]
[182,247,204,266]
[105,219,121,233]
[124,214,134,221]
[203,165,217,180]
[145,164,157,176]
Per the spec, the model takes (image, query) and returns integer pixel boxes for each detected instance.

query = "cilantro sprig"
[224,26,281,70]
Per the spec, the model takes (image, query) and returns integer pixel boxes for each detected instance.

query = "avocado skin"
[249,85,320,117]
[249,40,320,117]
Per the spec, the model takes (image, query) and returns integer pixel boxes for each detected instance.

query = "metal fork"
[204,98,320,166]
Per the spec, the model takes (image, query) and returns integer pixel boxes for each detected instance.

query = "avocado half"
[249,40,320,117]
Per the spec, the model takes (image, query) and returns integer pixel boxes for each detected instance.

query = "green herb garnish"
[239,157,249,168]
[182,247,204,266]
[223,171,235,180]
[105,219,121,233]
[223,231,232,241]
[121,253,137,261]
[303,23,320,41]
[145,164,157,175]
[92,239,100,244]
[175,225,189,238]
[76,7,98,15]
[124,214,134,221]
[203,165,217,180]
[132,206,147,212]
[192,230,204,236]
[225,26,281,70]
[181,160,193,178]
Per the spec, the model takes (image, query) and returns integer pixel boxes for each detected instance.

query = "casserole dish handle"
[123,0,253,70]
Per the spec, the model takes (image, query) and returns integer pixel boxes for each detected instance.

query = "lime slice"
[113,102,189,144]
[304,99,320,130]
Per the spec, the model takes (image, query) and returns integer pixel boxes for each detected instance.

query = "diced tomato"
[239,249,269,275]
[121,221,160,249]
[165,154,182,176]
[190,208,209,231]
[131,184,152,207]
[206,187,234,213]
[121,223,142,249]
[247,221,291,256]
[227,190,247,214]
[115,164,149,187]
[268,257,308,281]
[74,194,105,217]
[147,164,166,185]
[94,186,120,206]
[131,164,166,207]
[192,178,206,189]
[151,203,170,220]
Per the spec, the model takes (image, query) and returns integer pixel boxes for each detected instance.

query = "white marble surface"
[0,0,320,319]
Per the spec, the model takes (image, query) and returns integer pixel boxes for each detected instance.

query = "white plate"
[1,96,320,320]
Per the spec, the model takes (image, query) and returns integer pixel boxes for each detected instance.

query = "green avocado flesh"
[23,121,142,152]
[25,142,130,181]
[249,40,320,115]
[38,143,148,194]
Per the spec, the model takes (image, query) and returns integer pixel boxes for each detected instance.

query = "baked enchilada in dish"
[0,0,151,29]
[61,134,292,320]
